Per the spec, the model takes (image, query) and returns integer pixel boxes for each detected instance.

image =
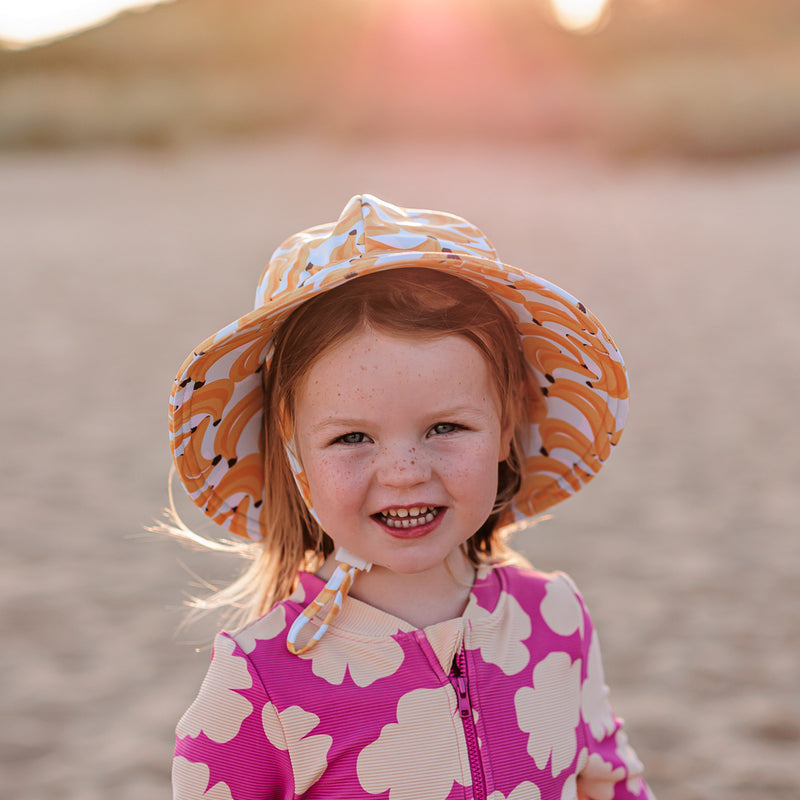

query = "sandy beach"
[1,137,798,799]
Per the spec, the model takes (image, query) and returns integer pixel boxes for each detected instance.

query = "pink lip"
[372,507,446,540]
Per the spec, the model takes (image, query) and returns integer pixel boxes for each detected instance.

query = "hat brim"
[169,250,628,540]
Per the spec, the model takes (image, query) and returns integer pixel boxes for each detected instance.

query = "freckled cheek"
[439,442,501,487]
[306,456,369,505]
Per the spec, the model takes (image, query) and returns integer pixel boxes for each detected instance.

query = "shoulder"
[491,563,590,635]
[175,630,270,745]
[493,561,584,604]
[229,600,294,657]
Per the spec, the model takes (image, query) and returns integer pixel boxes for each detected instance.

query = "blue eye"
[430,422,462,436]
[336,432,370,445]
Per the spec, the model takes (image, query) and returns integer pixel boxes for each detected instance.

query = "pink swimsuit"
[174,564,654,800]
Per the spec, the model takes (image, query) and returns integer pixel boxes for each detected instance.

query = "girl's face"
[294,326,512,578]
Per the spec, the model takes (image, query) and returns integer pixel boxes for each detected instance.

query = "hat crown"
[255,194,499,308]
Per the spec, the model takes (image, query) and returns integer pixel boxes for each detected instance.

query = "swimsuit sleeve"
[573,583,657,800]
[172,632,293,800]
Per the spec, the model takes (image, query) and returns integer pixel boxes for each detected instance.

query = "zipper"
[450,650,487,800]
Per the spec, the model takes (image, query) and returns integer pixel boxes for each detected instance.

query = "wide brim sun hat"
[169,193,629,542]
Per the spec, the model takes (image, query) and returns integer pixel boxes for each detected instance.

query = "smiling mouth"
[375,506,442,529]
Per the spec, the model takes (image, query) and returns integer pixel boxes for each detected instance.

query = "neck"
[318,552,476,628]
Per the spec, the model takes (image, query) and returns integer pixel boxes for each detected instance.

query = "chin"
[376,548,468,578]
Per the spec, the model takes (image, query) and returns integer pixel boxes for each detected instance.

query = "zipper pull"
[451,652,486,800]
[451,657,470,719]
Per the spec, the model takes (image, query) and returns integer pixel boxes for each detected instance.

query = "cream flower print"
[577,753,626,800]
[488,782,542,800]
[580,630,616,741]
[177,635,253,743]
[172,757,233,800]
[560,774,577,800]
[515,652,581,776]
[540,575,584,637]
[288,580,307,605]
[358,687,469,800]
[262,702,332,794]
[236,605,286,654]
[469,592,532,675]
[301,635,405,687]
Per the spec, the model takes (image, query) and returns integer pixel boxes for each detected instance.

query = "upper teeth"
[385,506,431,518]
[380,506,438,529]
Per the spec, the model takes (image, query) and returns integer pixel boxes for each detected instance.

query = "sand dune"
[1,138,798,799]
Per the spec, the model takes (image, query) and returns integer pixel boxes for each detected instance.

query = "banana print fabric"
[174,565,654,800]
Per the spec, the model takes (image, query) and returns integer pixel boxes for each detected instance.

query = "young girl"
[168,194,654,800]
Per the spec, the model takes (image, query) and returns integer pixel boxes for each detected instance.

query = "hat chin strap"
[282,436,374,654]
[286,547,373,655]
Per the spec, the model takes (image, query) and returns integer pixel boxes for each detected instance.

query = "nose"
[375,443,431,488]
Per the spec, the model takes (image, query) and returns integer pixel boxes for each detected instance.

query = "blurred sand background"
[1,1,799,798]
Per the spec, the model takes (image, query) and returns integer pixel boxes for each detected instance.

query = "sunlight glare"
[0,0,167,47]
[549,0,609,32]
